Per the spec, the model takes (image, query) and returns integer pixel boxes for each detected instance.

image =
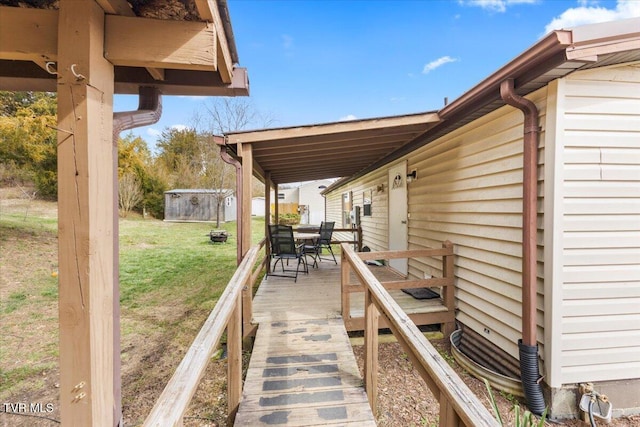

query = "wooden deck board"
[252,258,441,325]
[235,318,375,426]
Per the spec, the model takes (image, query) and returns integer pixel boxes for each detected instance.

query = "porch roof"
[222,111,441,185]
[0,0,249,96]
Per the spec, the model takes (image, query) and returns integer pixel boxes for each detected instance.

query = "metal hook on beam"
[45,62,58,75]
[71,64,86,80]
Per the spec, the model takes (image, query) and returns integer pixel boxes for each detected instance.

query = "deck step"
[234,318,376,426]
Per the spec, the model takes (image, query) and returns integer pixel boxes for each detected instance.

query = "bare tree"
[118,172,143,217]
[190,98,275,226]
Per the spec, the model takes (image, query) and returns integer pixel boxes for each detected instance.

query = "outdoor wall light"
[407,170,418,182]
[376,184,384,193]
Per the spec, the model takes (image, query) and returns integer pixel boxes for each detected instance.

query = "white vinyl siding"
[327,89,549,361]
[325,168,390,250]
[556,64,640,384]
[405,90,548,359]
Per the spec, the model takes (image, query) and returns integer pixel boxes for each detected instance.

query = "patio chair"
[304,221,337,268]
[267,224,308,282]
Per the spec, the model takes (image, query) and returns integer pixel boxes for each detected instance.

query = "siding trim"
[543,78,565,388]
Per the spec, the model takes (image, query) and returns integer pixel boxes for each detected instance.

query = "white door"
[388,161,408,275]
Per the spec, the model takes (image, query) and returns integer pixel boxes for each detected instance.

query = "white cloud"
[147,128,161,137]
[171,124,188,131]
[339,114,357,121]
[422,56,458,74]
[458,0,538,13]
[544,0,640,33]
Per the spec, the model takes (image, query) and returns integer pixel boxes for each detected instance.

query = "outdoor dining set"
[267,221,337,282]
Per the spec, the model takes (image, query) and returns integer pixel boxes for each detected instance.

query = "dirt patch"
[352,340,640,427]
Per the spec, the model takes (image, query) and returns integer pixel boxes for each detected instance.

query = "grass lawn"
[0,190,265,426]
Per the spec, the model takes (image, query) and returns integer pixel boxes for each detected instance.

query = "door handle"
[401,220,407,224]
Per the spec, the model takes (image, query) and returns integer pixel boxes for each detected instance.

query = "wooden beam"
[57,0,115,425]
[105,15,216,71]
[0,7,57,62]
[194,0,233,83]
[96,0,134,15]
[226,112,440,144]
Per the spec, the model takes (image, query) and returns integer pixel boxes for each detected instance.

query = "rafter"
[0,7,57,63]
[194,0,233,83]
[105,15,217,71]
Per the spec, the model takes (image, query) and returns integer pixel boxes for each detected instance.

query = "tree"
[118,172,143,217]
[198,98,275,226]
[0,91,57,197]
[117,133,168,218]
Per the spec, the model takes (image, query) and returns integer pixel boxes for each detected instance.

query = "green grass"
[1,203,267,401]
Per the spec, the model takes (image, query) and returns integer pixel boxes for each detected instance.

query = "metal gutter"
[500,78,546,415]
[220,145,243,265]
[217,0,240,64]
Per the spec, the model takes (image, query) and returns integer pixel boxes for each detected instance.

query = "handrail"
[143,244,264,426]
[341,243,499,427]
[342,243,456,335]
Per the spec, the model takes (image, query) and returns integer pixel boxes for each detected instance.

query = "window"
[342,192,352,227]
[363,190,372,216]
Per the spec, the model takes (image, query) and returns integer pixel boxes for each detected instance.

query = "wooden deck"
[235,257,450,426]
[251,257,448,326]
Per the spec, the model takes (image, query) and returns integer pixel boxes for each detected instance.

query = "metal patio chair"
[304,221,337,268]
[267,224,308,282]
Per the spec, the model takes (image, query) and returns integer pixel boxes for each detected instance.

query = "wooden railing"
[340,243,499,427]
[341,241,456,334]
[143,238,267,427]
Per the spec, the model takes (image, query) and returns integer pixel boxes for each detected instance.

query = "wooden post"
[364,289,379,411]
[439,393,460,427]
[442,241,455,337]
[264,172,271,273]
[57,0,115,425]
[341,247,351,324]
[274,183,279,224]
[241,143,253,257]
[227,291,242,424]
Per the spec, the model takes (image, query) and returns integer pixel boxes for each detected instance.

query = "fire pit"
[209,230,229,243]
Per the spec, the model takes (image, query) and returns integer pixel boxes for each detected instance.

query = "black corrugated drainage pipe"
[500,78,546,415]
[220,146,243,265]
[112,86,162,427]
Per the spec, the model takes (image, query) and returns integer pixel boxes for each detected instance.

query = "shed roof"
[221,17,640,189]
[0,0,249,96]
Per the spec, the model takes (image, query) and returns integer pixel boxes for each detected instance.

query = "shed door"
[388,161,408,275]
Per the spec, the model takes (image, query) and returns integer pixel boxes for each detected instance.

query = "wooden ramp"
[234,318,376,426]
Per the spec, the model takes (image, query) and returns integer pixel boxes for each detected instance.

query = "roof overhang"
[0,0,249,96]
[222,112,441,185]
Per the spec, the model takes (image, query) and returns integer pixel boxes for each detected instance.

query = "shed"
[164,189,235,222]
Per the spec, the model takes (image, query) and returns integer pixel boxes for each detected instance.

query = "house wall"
[325,167,389,249]
[327,87,549,364]
[546,63,640,388]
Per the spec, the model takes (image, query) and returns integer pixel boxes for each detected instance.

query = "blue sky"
[114,0,640,150]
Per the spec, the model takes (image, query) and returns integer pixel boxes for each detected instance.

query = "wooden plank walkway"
[235,257,447,426]
[234,318,376,426]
